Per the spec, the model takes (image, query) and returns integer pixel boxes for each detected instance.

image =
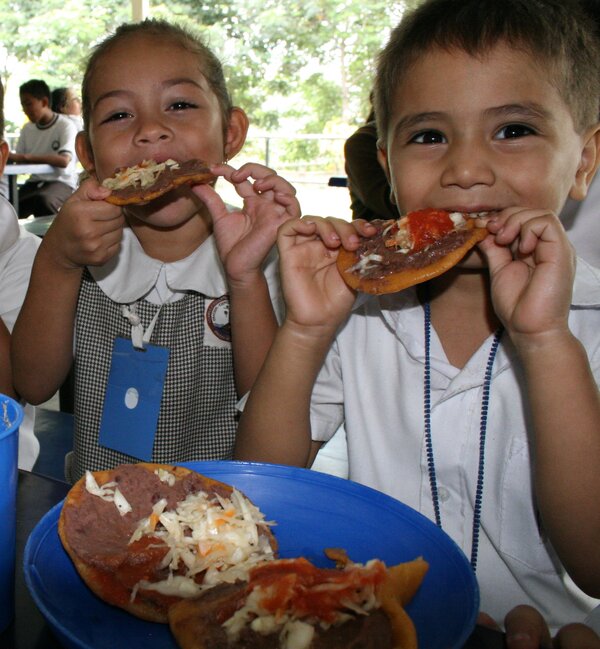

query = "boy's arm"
[235,217,368,464]
[235,317,337,466]
[11,179,124,404]
[9,151,71,168]
[520,331,600,597]
[481,208,600,596]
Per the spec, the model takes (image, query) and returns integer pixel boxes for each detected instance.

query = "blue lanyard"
[423,301,503,572]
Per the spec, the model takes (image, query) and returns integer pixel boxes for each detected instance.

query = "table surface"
[0,470,503,649]
[4,163,55,175]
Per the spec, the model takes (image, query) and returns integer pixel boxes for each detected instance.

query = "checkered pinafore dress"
[67,270,237,482]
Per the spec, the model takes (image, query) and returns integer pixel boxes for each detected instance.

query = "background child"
[8,79,79,217]
[236,0,600,636]
[11,19,299,483]
[0,79,41,470]
[51,86,84,132]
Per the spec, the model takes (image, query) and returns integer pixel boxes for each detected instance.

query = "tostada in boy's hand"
[337,208,488,295]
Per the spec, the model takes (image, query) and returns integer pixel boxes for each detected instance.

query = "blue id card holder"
[98,336,169,461]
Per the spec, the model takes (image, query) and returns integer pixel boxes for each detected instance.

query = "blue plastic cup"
[0,395,23,632]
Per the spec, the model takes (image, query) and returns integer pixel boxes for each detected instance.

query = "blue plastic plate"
[24,461,478,649]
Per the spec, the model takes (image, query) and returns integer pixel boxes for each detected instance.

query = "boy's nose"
[440,141,495,189]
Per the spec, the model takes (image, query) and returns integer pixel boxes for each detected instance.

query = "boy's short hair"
[374,0,600,143]
[19,79,51,102]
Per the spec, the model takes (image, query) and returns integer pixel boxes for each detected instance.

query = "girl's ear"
[570,124,600,201]
[75,132,96,175]
[223,108,249,161]
[0,141,8,176]
[377,142,397,206]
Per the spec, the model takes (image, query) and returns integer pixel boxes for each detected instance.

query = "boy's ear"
[223,108,249,161]
[0,141,8,176]
[570,124,600,201]
[75,132,96,175]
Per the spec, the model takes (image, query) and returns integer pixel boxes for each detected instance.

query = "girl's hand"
[277,216,375,330]
[193,162,301,284]
[478,207,575,347]
[42,177,125,270]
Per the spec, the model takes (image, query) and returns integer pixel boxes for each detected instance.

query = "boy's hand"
[42,178,125,271]
[478,605,600,649]
[193,162,301,286]
[277,216,375,331]
[478,207,575,346]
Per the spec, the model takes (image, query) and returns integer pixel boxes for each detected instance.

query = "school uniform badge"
[204,296,231,346]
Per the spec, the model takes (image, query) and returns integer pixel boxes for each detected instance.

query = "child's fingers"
[303,216,365,250]
[554,623,600,649]
[277,217,319,251]
[73,177,113,203]
[504,605,552,649]
[190,183,227,219]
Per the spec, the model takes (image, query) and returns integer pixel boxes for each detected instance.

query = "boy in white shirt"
[237,0,600,639]
[8,79,78,217]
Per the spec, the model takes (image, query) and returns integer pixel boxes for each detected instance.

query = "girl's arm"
[11,180,124,404]
[194,163,300,395]
[0,319,16,399]
[480,208,600,596]
[235,217,368,464]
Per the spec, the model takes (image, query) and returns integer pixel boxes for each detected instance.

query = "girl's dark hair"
[374,0,600,143]
[81,19,233,136]
[51,87,68,113]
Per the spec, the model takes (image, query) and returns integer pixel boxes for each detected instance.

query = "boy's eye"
[495,123,535,139]
[410,130,446,144]
[169,101,197,111]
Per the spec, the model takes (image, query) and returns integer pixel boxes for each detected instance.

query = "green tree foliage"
[0,0,420,136]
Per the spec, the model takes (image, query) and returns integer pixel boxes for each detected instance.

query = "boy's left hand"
[192,162,300,283]
[478,207,575,344]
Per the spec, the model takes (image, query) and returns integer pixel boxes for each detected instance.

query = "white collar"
[572,257,600,306]
[376,258,600,347]
[0,196,20,254]
[88,227,227,303]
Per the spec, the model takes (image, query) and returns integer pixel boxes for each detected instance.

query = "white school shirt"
[309,260,600,630]
[16,114,79,189]
[87,225,283,320]
[561,173,600,268]
[0,196,41,470]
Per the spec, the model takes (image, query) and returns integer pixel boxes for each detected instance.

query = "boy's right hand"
[278,216,376,331]
[42,177,125,271]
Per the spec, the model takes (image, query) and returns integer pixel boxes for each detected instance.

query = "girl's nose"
[440,141,494,189]
[134,116,171,145]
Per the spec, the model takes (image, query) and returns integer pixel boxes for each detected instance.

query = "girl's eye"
[102,111,130,123]
[495,123,535,139]
[410,130,446,144]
